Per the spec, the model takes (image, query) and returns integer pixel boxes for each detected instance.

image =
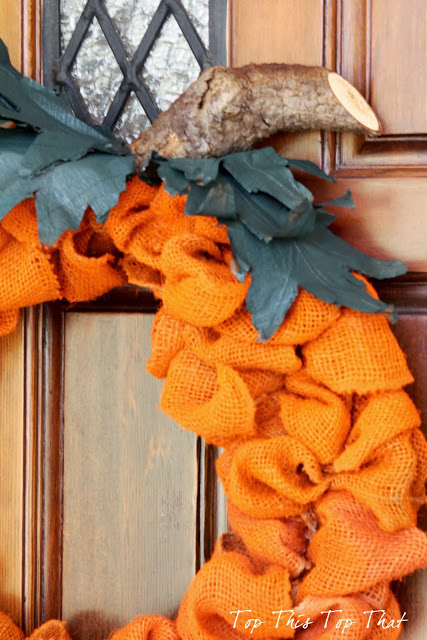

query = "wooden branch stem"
[131,64,381,168]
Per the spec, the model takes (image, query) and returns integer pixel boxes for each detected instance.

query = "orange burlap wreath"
[0,176,426,640]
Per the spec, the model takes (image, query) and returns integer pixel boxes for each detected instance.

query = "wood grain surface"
[0,318,25,627]
[231,0,324,164]
[62,313,198,640]
[0,2,21,69]
[231,0,427,270]
[0,2,425,639]
[230,2,427,638]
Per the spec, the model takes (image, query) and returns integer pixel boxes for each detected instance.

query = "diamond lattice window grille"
[42,0,226,143]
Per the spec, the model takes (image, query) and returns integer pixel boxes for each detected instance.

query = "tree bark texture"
[131,64,381,169]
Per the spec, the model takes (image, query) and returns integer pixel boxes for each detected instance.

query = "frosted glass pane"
[61,0,87,49]
[141,14,200,112]
[106,0,162,56]
[181,0,209,45]
[106,0,208,54]
[113,93,151,144]
[60,0,210,137]
[69,17,123,124]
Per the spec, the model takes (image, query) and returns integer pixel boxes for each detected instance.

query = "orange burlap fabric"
[1,177,426,639]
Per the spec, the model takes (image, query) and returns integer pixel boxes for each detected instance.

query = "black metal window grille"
[42,0,227,131]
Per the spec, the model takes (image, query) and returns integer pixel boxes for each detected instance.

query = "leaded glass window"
[42,0,227,142]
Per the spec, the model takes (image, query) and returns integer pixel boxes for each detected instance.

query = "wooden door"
[0,1,426,639]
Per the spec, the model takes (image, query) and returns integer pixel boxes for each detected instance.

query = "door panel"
[0,320,25,627]
[368,0,425,136]
[231,2,426,639]
[338,0,427,168]
[62,313,197,640]
[231,0,427,269]
[231,0,325,164]
[0,1,426,639]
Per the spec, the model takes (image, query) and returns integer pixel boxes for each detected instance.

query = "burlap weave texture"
[0,180,426,640]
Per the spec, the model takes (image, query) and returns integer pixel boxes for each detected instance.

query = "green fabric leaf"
[35,153,135,245]
[0,38,128,176]
[0,39,135,246]
[222,148,313,209]
[167,156,221,184]
[156,163,194,196]
[226,218,406,339]
[185,175,238,219]
[317,188,355,209]
[285,158,335,182]
[0,130,135,244]
[0,128,134,245]
[144,148,407,339]
[0,129,37,215]
[151,149,323,241]
[292,224,405,319]
[227,220,299,340]
[313,209,337,226]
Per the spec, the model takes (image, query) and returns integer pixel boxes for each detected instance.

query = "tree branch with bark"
[131,64,381,169]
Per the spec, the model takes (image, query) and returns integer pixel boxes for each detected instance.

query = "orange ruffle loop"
[0,201,60,310]
[161,349,256,446]
[182,325,302,374]
[160,234,249,326]
[0,615,71,640]
[109,615,180,640]
[294,587,402,640]
[27,621,70,640]
[331,430,420,531]
[146,307,187,379]
[176,548,294,639]
[214,288,340,346]
[227,502,310,578]
[239,369,285,400]
[411,427,427,505]
[104,176,160,253]
[0,309,20,336]
[303,308,413,394]
[217,437,330,519]
[120,256,164,300]
[107,182,190,271]
[0,614,24,640]
[56,215,125,302]
[299,491,427,599]
[254,393,287,439]
[333,391,420,473]
[279,371,351,465]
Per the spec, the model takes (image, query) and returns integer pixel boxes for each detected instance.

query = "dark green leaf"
[227,221,299,340]
[313,209,337,226]
[35,153,135,245]
[186,175,238,218]
[292,225,403,320]
[300,224,407,281]
[273,198,316,238]
[316,188,355,209]
[156,163,193,196]
[0,127,134,243]
[231,180,311,241]
[286,158,335,182]
[167,156,221,184]
[223,148,313,209]
[0,39,135,246]
[143,148,407,339]
[155,148,319,241]
[0,38,128,176]
[0,38,11,64]
[226,217,406,338]
[0,128,37,217]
